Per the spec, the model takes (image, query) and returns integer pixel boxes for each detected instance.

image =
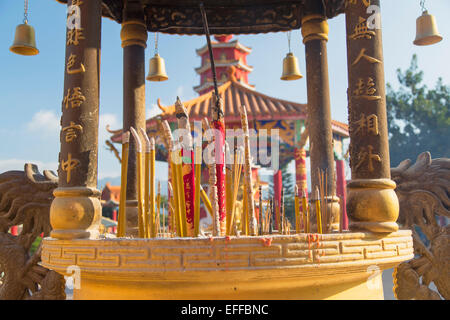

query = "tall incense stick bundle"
[149,137,156,237]
[117,131,130,237]
[238,104,257,235]
[194,142,202,237]
[314,186,322,234]
[176,97,195,237]
[130,127,146,238]
[162,121,182,237]
[203,118,220,236]
[140,129,151,238]
[295,185,300,233]
[210,95,226,236]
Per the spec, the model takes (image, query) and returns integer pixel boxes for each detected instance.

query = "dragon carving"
[0,164,65,300]
[391,152,449,300]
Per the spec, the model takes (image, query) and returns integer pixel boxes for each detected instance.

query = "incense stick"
[176,97,195,237]
[157,181,161,236]
[140,129,151,238]
[314,186,322,234]
[117,131,130,237]
[130,127,146,238]
[238,104,257,235]
[194,143,202,237]
[149,137,156,237]
[161,121,182,237]
[301,188,308,233]
[228,146,243,235]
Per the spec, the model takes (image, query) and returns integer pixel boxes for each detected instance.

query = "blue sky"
[0,0,448,188]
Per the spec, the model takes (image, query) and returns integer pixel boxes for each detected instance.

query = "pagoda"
[194,35,254,95]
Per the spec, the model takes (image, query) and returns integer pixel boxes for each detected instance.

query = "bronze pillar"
[120,2,147,236]
[345,0,399,232]
[50,0,102,239]
[301,15,339,230]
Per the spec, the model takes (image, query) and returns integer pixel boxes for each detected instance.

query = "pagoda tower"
[194,35,254,95]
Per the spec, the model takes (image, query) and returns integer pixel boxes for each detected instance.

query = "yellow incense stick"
[117,132,130,237]
[242,179,248,235]
[301,188,308,233]
[200,185,213,217]
[295,185,300,233]
[228,147,243,235]
[162,204,165,237]
[175,150,187,237]
[157,181,161,236]
[168,181,176,235]
[314,186,322,234]
[140,128,151,238]
[194,146,202,237]
[149,137,156,237]
[130,127,146,238]
[171,155,182,237]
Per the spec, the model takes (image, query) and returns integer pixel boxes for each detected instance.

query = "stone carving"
[56,0,347,35]
[391,152,449,300]
[0,164,65,300]
[42,231,413,274]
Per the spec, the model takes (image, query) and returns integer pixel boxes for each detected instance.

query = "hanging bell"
[10,23,39,56]
[146,53,168,81]
[281,53,302,81]
[413,11,443,46]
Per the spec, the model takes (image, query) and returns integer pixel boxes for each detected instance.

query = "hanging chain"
[420,0,427,12]
[154,32,159,55]
[287,31,292,53]
[23,0,29,24]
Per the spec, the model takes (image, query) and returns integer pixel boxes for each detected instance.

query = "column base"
[50,187,101,240]
[349,221,399,233]
[347,179,399,233]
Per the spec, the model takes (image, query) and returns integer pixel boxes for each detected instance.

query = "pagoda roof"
[195,59,253,74]
[109,76,348,143]
[196,40,252,56]
[155,79,348,135]
[56,0,346,35]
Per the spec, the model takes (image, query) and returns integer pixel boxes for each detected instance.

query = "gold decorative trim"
[120,20,148,48]
[301,15,329,43]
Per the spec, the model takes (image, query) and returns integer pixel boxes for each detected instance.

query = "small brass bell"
[146,53,168,82]
[281,52,303,81]
[10,22,39,56]
[414,11,443,46]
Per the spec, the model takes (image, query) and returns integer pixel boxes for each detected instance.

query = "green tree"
[386,54,450,166]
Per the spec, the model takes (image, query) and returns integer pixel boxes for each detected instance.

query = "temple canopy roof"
[56,0,346,35]
[109,74,348,143]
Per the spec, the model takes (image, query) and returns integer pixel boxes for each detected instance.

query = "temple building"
[109,35,349,223]
[194,35,254,95]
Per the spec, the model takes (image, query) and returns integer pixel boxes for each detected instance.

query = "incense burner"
[41,230,413,300]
